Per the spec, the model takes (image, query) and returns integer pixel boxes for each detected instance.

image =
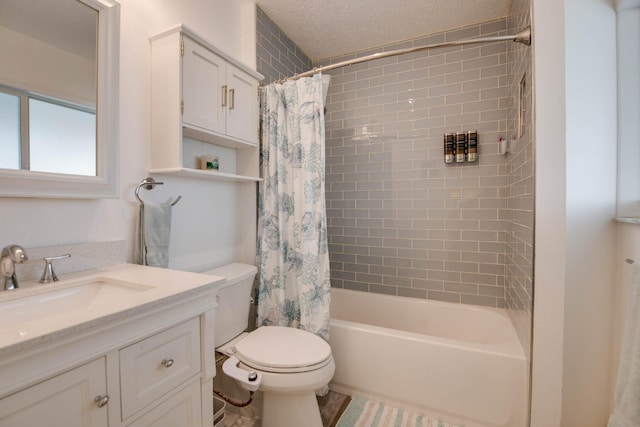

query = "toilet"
[204,263,335,427]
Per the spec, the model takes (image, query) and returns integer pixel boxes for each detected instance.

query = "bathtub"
[329,288,527,427]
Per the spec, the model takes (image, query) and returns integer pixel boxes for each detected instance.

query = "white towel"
[135,201,172,268]
[608,264,640,427]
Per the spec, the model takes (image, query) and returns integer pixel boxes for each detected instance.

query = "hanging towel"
[608,264,640,427]
[135,201,172,268]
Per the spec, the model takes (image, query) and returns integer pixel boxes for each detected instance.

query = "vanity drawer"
[125,379,202,427]
[120,318,201,419]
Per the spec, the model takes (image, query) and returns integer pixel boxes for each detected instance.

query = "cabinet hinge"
[181,39,184,56]
[181,100,184,114]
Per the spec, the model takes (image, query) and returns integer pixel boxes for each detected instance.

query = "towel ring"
[135,177,182,206]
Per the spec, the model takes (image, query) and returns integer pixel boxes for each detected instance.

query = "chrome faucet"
[0,245,29,290]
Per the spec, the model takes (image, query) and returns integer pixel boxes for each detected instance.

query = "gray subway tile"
[295,14,531,313]
[369,284,397,296]
[398,287,427,299]
[461,294,499,308]
[412,279,444,291]
[428,290,461,303]
[446,47,481,64]
[370,265,398,276]
[343,281,369,292]
[460,272,498,286]
[356,273,383,284]
[444,282,479,294]
[446,69,481,84]
[383,275,412,287]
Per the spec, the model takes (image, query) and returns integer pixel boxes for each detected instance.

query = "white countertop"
[0,263,225,355]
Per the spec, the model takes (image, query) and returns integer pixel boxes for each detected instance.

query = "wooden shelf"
[149,167,262,183]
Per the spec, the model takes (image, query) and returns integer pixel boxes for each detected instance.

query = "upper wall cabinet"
[150,25,263,182]
[182,37,258,145]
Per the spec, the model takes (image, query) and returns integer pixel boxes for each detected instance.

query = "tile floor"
[222,390,351,427]
[318,391,352,426]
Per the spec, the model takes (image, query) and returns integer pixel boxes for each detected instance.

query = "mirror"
[0,0,119,198]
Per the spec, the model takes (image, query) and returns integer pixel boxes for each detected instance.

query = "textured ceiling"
[255,0,510,61]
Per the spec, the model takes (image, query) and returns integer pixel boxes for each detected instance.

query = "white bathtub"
[329,288,528,427]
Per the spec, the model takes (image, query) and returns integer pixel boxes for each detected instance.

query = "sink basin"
[0,279,153,324]
[0,263,221,355]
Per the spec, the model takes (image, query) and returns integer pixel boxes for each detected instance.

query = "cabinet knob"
[161,358,174,368]
[94,395,109,408]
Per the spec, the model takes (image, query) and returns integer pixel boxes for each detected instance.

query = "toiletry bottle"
[444,133,455,164]
[467,131,478,162]
[455,132,467,163]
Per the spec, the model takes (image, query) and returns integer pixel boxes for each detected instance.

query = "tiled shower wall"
[256,7,312,84]
[315,19,510,307]
[255,9,535,350]
[506,0,534,357]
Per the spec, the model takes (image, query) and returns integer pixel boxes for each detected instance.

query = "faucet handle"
[39,254,71,283]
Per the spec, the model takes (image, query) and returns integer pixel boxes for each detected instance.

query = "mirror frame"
[0,0,120,199]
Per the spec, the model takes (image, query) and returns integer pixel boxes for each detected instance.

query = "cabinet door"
[226,63,259,145]
[182,36,226,135]
[0,358,108,427]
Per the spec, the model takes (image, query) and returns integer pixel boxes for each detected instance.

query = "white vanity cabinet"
[0,265,220,427]
[150,25,264,183]
[0,314,213,427]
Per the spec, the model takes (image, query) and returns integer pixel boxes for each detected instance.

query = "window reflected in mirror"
[0,88,96,176]
[0,91,20,170]
[0,0,97,177]
[30,97,96,176]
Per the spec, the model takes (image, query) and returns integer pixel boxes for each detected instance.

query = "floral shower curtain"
[257,73,331,341]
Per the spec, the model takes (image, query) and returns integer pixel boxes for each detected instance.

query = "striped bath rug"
[335,397,462,427]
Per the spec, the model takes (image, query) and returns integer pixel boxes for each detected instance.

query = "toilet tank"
[202,263,258,347]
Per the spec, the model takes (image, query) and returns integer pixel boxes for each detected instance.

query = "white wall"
[0,0,259,272]
[0,26,95,106]
[531,0,618,425]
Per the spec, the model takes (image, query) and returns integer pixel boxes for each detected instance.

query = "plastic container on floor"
[213,396,225,427]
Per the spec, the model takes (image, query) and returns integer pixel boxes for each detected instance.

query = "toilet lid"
[234,326,332,372]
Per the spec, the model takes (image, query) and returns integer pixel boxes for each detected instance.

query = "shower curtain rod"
[279,26,531,82]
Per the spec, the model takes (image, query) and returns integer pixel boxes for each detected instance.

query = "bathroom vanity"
[0,264,224,426]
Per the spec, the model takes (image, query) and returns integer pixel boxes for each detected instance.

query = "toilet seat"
[233,326,332,373]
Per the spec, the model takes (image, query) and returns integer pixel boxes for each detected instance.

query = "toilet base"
[262,391,322,427]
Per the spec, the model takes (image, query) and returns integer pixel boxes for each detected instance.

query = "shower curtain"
[257,73,331,341]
